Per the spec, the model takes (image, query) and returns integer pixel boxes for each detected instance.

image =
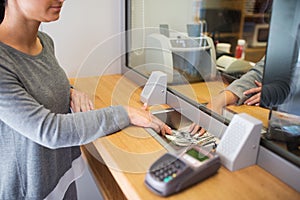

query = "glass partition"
[125,0,300,167]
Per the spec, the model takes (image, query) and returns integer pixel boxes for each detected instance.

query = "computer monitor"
[261,0,300,112]
[199,8,241,34]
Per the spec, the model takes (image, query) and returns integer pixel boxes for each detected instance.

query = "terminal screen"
[186,148,209,162]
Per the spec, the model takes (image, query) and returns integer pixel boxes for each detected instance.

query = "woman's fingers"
[70,89,94,112]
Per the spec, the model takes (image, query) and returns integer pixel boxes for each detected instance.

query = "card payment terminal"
[145,145,220,196]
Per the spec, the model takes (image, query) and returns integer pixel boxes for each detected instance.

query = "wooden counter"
[71,75,300,200]
[168,81,227,104]
[226,104,270,128]
[169,81,270,128]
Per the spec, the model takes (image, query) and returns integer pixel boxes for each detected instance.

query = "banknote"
[165,129,219,147]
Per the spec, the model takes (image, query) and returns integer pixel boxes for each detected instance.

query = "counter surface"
[71,75,299,200]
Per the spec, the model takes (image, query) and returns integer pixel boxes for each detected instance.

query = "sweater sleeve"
[225,58,265,105]
[0,66,130,149]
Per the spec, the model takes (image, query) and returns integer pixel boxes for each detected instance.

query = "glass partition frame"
[123,0,300,171]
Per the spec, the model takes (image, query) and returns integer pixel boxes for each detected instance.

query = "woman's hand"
[70,88,94,112]
[124,106,172,135]
[243,80,262,106]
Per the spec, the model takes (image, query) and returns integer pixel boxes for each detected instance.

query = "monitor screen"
[199,9,241,33]
[257,28,269,42]
[261,0,300,116]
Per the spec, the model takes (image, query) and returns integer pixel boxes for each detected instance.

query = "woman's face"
[13,0,65,22]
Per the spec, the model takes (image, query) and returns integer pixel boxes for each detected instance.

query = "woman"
[0,0,171,199]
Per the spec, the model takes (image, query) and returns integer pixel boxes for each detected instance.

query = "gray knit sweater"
[0,32,130,199]
[225,58,265,105]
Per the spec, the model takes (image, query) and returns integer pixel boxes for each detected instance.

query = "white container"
[216,43,231,53]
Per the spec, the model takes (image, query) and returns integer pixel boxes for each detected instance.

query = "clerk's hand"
[70,88,94,112]
[188,123,206,136]
[187,94,227,136]
[125,105,172,136]
[243,80,262,106]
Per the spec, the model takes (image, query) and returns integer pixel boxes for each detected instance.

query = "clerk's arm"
[189,58,265,135]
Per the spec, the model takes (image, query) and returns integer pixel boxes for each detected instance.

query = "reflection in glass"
[127,0,271,118]
[144,32,216,83]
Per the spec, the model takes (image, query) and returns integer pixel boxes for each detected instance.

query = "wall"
[41,0,123,78]
[144,0,194,33]
[41,1,124,199]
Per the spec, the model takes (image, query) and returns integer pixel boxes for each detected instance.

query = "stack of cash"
[165,129,218,147]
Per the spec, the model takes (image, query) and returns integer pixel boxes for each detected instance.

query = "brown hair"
[0,0,6,24]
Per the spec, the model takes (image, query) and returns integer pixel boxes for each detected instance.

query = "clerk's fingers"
[243,87,261,96]
[199,128,207,136]
[244,93,261,106]
[188,123,207,136]
[243,81,262,96]
[188,123,200,135]
[254,80,262,87]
